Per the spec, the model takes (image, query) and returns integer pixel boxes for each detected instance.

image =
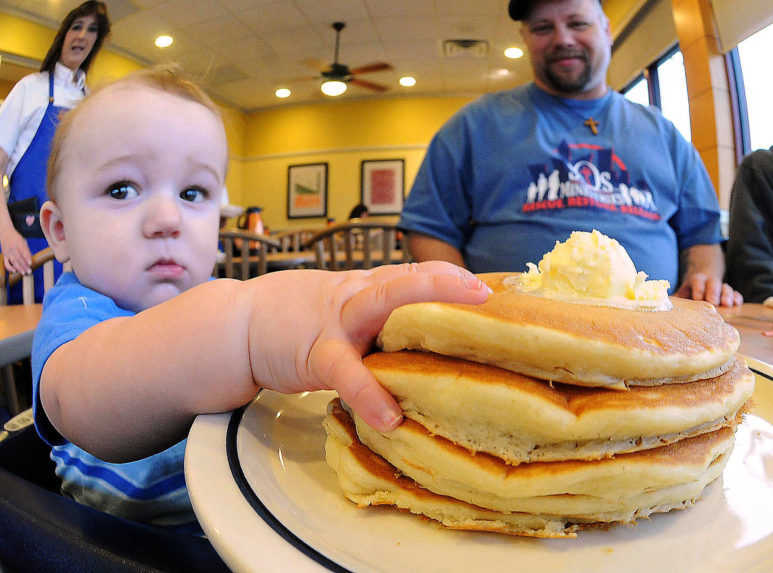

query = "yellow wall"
[239,96,475,231]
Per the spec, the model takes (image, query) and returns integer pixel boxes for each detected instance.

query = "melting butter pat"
[509,230,671,311]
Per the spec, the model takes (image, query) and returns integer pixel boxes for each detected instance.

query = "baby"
[32,67,490,527]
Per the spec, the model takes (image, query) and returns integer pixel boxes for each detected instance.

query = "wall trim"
[235,143,428,163]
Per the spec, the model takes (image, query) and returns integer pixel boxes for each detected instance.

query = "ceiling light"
[399,76,416,87]
[504,47,523,59]
[320,80,347,97]
[275,88,291,98]
[155,35,173,48]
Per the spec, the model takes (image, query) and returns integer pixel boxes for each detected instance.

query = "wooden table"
[0,304,42,415]
[719,303,773,365]
[265,251,317,271]
[0,304,42,366]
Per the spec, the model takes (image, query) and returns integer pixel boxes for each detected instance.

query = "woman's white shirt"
[0,62,87,178]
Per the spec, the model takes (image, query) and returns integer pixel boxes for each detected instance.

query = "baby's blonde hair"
[47,65,225,202]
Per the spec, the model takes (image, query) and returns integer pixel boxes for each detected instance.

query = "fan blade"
[350,78,389,92]
[349,62,393,75]
[301,58,330,72]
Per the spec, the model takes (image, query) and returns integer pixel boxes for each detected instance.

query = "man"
[726,146,773,302]
[399,0,742,306]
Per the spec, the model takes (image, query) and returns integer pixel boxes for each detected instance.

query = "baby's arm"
[40,262,489,462]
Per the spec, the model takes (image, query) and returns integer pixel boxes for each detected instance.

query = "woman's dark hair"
[40,1,111,75]
[348,203,369,219]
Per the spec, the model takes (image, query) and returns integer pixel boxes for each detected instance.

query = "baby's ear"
[40,201,70,263]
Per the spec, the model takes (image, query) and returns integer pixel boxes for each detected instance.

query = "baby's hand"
[246,262,490,431]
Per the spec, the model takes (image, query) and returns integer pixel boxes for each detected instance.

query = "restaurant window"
[623,75,650,107]
[735,23,773,152]
[620,46,692,141]
[655,51,691,142]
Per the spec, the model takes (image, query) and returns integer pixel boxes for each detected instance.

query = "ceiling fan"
[306,22,393,95]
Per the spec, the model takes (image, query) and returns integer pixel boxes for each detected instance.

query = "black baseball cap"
[508,0,535,20]
[508,0,602,21]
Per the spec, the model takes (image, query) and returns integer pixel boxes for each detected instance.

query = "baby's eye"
[180,187,208,203]
[106,181,138,200]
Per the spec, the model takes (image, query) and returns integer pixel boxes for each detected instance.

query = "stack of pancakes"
[323,273,753,538]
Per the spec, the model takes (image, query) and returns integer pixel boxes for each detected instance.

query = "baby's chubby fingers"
[342,262,491,346]
[309,339,401,432]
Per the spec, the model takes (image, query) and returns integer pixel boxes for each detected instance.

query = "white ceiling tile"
[382,39,440,61]
[375,16,439,41]
[337,41,387,66]
[182,13,254,49]
[150,0,230,29]
[442,59,489,77]
[437,15,499,39]
[261,25,326,56]
[130,0,168,8]
[163,47,220,78]
[294,0,370,24]
[215,35,275,64]
[238,2,310,34]
[312,18,381,46]
[434,0,505,17]
[363,0,435,17]
[219,0,277,12]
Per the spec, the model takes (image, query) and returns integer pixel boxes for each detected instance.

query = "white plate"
[186,359,773,573]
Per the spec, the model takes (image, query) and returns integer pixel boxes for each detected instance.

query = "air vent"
[442,39,489,58]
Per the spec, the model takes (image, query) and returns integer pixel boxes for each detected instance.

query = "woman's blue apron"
[6,73,69,303]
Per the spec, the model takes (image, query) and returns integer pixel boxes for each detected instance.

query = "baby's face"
[51,83,227,311]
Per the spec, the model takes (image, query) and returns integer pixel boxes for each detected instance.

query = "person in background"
[726,147,773,302]
[0,0,110,303]
[32,67,490,528]
[348,203,370,220]
[399,0,742,307]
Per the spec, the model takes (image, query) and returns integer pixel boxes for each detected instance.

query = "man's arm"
[675,244,742,307]
[0,147,32,274]
[407,232,466,268]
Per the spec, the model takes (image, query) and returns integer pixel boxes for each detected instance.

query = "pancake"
[377,273,740,389]
[325,401,730,535]
[363,351,754,463]
[323,400,578,538]
[346,400,734,518]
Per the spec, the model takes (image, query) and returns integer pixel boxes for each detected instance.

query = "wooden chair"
[271,228,320,253]
[0,248,58,306]
[218,230,281,279]
[303,221,411,270]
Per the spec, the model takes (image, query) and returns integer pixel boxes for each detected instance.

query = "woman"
[0,0,110,302]
[348,203,369,220]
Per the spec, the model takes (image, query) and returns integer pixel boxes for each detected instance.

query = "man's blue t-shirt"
[400,84,723,291]
[31,272,195,527]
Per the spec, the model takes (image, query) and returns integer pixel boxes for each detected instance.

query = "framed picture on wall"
[360,159,405,215]
[287,162,328,219]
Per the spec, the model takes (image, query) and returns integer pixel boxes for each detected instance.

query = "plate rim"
[225,403,348,573]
